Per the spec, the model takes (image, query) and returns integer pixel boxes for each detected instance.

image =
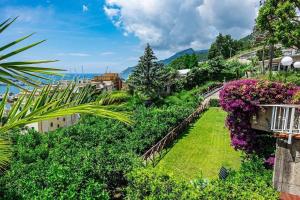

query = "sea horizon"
[0,73,101,95]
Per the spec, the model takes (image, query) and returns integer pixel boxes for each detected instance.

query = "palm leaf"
[0,137,11,171]
[0,33,34,52]
[0,18,64,87]
[0,17,17,34]
[0,83,132,132]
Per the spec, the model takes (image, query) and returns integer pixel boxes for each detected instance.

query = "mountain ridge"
[120,48,208,79]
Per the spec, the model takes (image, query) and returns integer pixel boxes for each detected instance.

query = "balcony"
[252,105,300,144]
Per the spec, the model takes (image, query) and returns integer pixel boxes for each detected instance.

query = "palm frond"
[0,83,132,133]
[0,17,17,34]
[97,91,131,105]
[0,136,11,171]
[0,18,64,89]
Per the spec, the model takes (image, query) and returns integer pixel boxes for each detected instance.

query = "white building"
[26,114,80,133]
[177,69,191,77]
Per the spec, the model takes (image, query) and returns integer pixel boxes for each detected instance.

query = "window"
[50,122,53,127]
[57,124,60,128]
[63,118,66,122]
[57,117,59,120]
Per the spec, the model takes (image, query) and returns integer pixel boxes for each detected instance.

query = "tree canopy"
[168,54,199,70]
[256,0,300,49]
[128,44,164,99]
[208,34,240,59]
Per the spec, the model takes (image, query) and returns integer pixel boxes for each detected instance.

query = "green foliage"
[224,59,252,79]
[256,46,282,61]
[0,123,140,199]
[128,44,164,99]
[126,168,201,200]
[128,104,196,154]
[257,0,300,49]
[168,54,199,70]
[164,82,219,105]
[200,156,279,200]
[260,71,300,86]
[209,99,220,107]
[0,79,277,199]
[126,157,278,200]
[178,57,249,90]
[208,34,240,59]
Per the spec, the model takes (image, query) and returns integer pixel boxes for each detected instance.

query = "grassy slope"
[155,107,241,180]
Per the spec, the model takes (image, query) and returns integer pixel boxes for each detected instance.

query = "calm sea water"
[0,73,99,94]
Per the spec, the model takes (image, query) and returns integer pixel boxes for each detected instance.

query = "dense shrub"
[220,79,299,162]
[0,123,140,199]
[126,168,201,200]
[126,157,278,200]
[200,156,279,199]
[209,99,220,107]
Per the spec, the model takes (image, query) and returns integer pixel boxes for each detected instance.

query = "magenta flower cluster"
[220,79,299,164]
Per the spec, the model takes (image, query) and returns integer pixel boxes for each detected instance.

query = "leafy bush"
[126,157,278,200]
[126,168,201,200]
[0,124,140,199]
[200,156,279,200]
[209,99,220,107]
[127,104,196,154]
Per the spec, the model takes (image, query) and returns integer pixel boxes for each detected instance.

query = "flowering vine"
[220,79,299,165]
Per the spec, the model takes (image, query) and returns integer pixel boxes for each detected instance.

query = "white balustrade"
[261,105,300,144]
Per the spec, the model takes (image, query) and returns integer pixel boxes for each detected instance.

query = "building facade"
[26,114,80,133]
[92,73,123,90]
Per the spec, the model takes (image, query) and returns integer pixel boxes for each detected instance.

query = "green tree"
[160,67,178,95]
[208,34,239,59]
[0,18,130,169]
[168,54,199,70]
[256,0,300,74]
[129,44,164,99]
[276,0,300,49]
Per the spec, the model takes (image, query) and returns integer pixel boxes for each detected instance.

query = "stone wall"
[250,107,272,132]
[273,138,300,196]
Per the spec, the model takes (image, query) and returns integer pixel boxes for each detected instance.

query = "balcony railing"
[260,104,300,144]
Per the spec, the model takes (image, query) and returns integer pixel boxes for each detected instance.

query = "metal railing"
[260,104,300,143]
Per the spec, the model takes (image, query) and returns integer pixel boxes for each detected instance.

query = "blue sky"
[0,0,258,73]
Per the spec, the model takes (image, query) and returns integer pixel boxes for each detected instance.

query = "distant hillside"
[120,48,208,79]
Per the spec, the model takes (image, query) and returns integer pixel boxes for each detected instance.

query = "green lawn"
[155,107,241,180]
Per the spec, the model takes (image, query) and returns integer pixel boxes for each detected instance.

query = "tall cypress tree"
[129,44,164,99]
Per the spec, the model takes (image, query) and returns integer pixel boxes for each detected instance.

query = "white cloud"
[57,53,91,57]
[104,0,258,52]
[100,51,115,56]
[83,5,89,12]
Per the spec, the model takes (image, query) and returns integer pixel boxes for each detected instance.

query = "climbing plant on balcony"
[220,79,299,164]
